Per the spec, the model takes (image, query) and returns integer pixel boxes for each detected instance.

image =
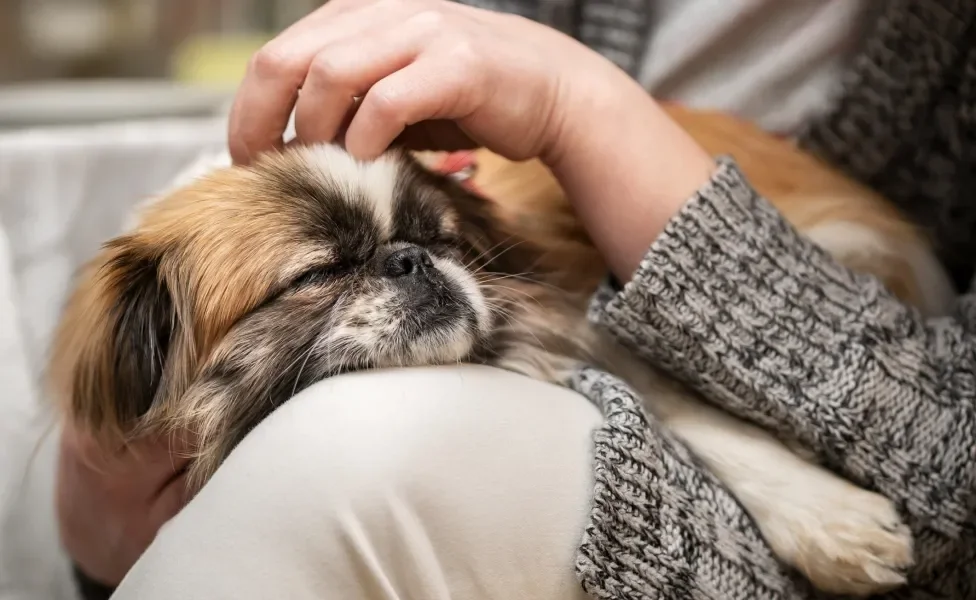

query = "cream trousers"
[113,365,599,600]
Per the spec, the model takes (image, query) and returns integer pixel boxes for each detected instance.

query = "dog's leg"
[642,383,913,596]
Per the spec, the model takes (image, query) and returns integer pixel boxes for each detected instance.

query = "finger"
[126,473,187,576]
[228,0,420,164]
[293,13,442,146]
[345,55,482,159]
[60,423,113,466]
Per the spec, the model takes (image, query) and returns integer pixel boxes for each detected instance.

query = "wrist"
[544,76,714,282]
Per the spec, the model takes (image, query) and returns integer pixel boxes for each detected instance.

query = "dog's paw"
[761,482,913,596]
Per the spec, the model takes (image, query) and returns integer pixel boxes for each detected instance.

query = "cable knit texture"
[569,367,818,600]
[799,0,976,290]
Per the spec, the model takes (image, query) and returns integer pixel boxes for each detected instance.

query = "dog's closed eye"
[289,264,347,288]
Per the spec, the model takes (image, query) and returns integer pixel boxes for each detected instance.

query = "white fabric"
[114,366,599,600]
[641,0,870,134]
[0,119,226,600]
[0,223,73,600]
[0,119,227,375]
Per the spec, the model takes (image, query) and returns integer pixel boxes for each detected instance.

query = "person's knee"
[135,365,599,599]
[205,364,598,509]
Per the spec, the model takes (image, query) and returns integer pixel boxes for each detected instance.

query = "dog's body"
[447,105,957,313]
[49,109,950,597]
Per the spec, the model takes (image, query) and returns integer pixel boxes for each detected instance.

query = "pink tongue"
[431,151,480,191]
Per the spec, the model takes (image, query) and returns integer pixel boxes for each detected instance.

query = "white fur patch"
[804,220,956,316]
[404,321,475,365]
[432,256,492,336]
[297,144,400,238]
[902,243,957,317]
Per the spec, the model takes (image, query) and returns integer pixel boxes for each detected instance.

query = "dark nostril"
[389,254,415,277]
[384,246,433,278]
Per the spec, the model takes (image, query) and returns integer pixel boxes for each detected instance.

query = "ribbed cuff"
[569,367,806,600]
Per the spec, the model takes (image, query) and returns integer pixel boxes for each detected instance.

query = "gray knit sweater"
[454,0,976,598]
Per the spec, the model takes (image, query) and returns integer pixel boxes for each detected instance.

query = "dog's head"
[47,145,548,488]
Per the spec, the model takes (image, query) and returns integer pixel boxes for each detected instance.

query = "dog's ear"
[416,153,605,291]
[47,235,175,437]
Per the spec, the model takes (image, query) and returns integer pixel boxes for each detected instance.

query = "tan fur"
[50,164,327,438]
[453,104,949,311]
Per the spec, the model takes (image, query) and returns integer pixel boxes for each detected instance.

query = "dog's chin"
[345,310,483,370]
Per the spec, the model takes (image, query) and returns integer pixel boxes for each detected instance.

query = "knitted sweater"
[451,0,976,598]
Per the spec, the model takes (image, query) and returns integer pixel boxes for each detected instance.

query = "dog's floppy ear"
[47,235,175,437]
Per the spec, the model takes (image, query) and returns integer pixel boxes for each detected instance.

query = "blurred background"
[0,0,321,128]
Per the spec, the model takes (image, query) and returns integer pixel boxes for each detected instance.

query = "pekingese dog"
[49,131,942,596]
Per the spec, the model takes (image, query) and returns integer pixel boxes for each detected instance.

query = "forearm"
[546,84,715,282]
[587,158,976,538]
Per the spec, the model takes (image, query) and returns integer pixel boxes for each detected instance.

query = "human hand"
[227,0,639,165]
[228,0,715,281]
[56,424,191,586]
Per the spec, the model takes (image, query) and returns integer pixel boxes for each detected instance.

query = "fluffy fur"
[49,108,952,596]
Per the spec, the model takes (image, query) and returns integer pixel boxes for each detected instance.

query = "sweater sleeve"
[589,158,976,540]
[449,0,651,77]
[570,367,815,600]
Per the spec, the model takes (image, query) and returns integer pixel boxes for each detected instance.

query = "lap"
[113,365,599,600]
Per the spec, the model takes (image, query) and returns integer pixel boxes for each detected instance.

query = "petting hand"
[56,424,192,586]
[229,0,715,282]
[227,0,636,164]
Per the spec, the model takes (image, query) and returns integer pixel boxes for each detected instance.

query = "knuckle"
[250,44,303,81]
[308,53,345,84]
[498,11,530,28]
[367,84,404,120]
[449,37,482,67]
[410,8,447,29]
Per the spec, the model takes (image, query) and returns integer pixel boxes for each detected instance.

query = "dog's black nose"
[383,246,434,279]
